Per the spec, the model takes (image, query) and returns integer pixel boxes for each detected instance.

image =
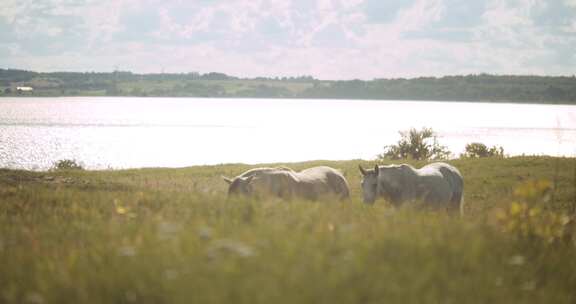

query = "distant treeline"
[1,68,575,104]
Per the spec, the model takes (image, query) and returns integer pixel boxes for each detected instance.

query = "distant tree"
[183,72,200,80]
[378,127,451,161]
[543,85,567,101]
[461,143,504,158]
[202,72,233,80]
[295,75,315,82]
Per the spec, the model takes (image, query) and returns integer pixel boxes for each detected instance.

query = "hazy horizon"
[1,0,575,80]
[5,67,576,81]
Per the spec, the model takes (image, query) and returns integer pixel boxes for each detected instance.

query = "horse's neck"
[413,166,431,178]
[291,172,305,184]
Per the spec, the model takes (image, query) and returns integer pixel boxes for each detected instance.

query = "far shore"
[2,95,576,106]
[2,69,575,105]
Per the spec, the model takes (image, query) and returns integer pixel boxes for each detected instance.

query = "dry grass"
[1,157,575,303]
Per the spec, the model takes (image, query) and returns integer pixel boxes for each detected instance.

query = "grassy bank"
[1,157,575,303]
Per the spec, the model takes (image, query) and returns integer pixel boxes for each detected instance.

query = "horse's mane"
[239,166,294,178]
[275,166,294,172]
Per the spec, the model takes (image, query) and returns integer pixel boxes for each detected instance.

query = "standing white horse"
[223,166,350,201]
[359,162,464,213]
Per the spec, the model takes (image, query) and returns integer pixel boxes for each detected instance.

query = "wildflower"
[327,223,335,232]
[117,246,137,257]
[157,221,182,240]
[521,280,536,291]
[207,239,256,259]
[198,226,213,241]
[509,202,525,216]
[114,199,128,215]
[508,255,525,266]
[163,269,179,280]
[25,292,44,304]
[116,206,128,215]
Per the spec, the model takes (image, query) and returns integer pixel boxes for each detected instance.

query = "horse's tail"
[340,182,351,201]
[444,165,464,216]
[459,192,465,217]
[328,171,350,201]
[338,171,351,201]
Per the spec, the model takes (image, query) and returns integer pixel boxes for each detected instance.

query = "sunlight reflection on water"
[1,97,575,170]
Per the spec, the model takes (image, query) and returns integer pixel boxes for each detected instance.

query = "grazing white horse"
[223,166,350,201]
[359,162,464,213]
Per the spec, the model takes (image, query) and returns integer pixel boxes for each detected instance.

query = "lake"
[1,97,575,171]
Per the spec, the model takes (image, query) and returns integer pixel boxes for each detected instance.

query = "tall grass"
[1,157,575,303]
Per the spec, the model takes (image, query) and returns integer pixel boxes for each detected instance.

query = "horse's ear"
[222,176,233,184]
[358,165,366,176]
[244,175,255,183]
[374,165,379,175]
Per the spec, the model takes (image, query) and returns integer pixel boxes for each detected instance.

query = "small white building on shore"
[16,86,34,92]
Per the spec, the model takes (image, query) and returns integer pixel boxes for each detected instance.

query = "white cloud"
[0,0,26,24]
[481,0,534,27]
[79,0,136,46]
[0,43,21,57]
[565,0,576,8]
[396,0,445,31]
[1,0,574,78]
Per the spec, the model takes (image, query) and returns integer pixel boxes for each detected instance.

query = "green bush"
[378,127,451,161]
[51,159,84,171]
[461,142,504,158]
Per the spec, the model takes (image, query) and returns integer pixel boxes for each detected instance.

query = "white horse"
[223,166,350,201]
[359,162,464,213]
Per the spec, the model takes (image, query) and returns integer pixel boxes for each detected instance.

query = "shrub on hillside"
[51,159,84,171]
[378,127,451,161]
[461,142,504,158]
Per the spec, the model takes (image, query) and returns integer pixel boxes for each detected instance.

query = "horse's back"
[421,163,462,185]
[251,169,299,199]
[297,166,350,200]
[431,163,463,194]
[419,162,464,210]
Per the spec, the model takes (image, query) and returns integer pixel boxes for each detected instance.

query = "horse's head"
[376,164,410,206]
[223,175,254,197]
[359,164,379,204]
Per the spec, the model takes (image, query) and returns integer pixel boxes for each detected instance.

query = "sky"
[0,0,575,80]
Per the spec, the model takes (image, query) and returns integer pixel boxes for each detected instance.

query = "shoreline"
[1,155,572,173]
[2,95,576,106]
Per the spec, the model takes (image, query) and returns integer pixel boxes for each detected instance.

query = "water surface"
[1,97,575,170]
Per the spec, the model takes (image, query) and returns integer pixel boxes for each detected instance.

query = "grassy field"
[1,157,575,303]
